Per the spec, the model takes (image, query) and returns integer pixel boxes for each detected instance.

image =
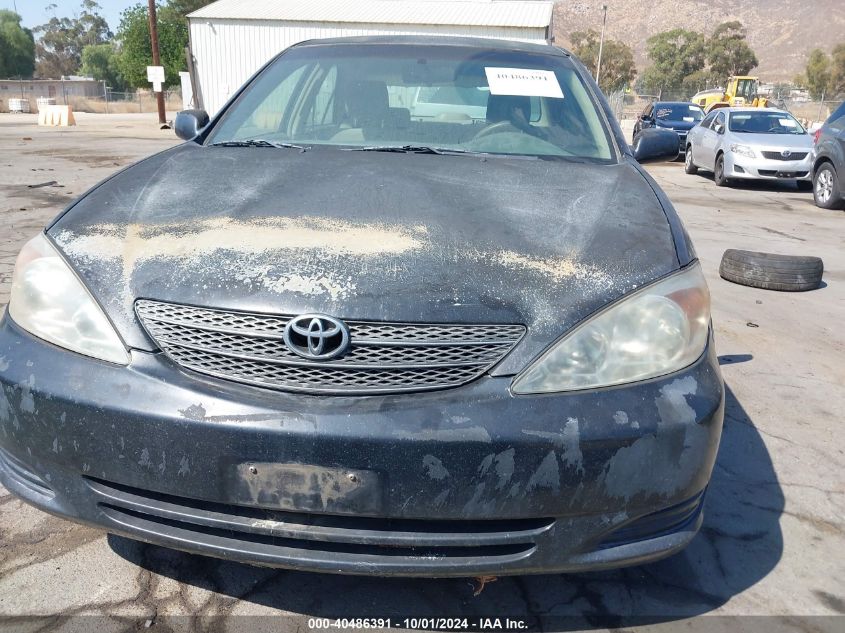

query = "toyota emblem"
[781,150,791,158]
[283,314,350,360]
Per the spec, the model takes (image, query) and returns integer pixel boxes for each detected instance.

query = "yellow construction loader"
[691,76,769,113]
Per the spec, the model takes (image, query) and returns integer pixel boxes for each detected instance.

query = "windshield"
[729,111,806,135]
[654,104,704,122]
[735,78,757,102]
[208,44,614,160]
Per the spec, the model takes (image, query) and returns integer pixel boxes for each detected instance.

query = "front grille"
[87,477,546,564]
[135,300,525,394]
[758,170,808,178]
[761,151,808,161]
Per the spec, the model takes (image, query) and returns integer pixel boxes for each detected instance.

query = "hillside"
[554,0,845,83]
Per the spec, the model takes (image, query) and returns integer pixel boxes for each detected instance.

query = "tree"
[805,48,831,100]
[570,29,636,94]
[34,0,112,78]
[706,21,758,78]
[681,69,722,96]
[830,44,845,98]
[640,29,706,95]
[0,10,36,78]
[81,42,125,90]
[115,4,187,89]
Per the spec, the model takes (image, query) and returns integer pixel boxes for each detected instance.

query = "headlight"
[729,143,756,158]
[512,264,710,394]
[8,234,129,365]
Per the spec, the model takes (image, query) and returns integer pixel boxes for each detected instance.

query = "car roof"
[293,35,568,57]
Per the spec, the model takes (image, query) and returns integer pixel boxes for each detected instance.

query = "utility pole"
[595,4,608,90]
[147,0,167,125]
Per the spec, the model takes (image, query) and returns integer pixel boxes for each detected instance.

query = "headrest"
[344,80,389,127]
[486,94,531,124]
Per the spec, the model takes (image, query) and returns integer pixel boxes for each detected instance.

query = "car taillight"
[814,129,822,144]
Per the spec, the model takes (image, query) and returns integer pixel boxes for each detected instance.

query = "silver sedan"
[684,107,814,189]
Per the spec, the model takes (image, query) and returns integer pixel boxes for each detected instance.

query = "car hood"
[725,131,814,150]
[655,119,698,132]
[49,143,679,373]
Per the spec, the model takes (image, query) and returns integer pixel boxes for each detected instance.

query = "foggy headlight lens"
[512,264,710,393]
[8,234,129,365]
[729,143,756,158]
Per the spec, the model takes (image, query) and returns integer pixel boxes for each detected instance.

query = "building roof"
[188,0,554,28]
[293,35,562,55]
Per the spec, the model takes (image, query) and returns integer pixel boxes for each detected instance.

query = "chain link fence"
[70,89,183,114]
[0,88,183,114]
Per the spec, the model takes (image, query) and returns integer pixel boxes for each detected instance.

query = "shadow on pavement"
[110,385,783,627]
[691,171,814,195]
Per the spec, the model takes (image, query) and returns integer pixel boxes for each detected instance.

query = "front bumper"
[0,314,724,576]
[725,151,813,181]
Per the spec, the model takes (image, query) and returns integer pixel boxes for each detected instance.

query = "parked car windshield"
[729,111,806,134]
[208,44,615,160]
[654,104,704,121]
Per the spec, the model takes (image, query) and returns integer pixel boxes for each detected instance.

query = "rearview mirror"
[174,109,210,141]
[632,128,679,164]
[714,122,725,135]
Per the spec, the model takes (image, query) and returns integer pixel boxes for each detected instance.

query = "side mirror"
[632,128,679,164]
[714,122,725,135]
[174,109,210,141]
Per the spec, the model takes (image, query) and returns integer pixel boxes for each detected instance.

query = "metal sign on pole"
[147,0,168,126]
[147,66,165,95]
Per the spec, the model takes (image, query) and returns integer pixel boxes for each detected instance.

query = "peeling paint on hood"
[48,143,680,369]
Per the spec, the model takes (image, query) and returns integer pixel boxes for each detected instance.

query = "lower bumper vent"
[597,490,705,549]
[0,448,55,499]
[86,477,549,566]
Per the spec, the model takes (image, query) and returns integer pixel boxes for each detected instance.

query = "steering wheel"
[472,120,519,140]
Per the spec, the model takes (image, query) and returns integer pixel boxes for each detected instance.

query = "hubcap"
[817,171,833,203]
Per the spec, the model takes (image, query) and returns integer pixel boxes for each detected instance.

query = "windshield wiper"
[209,139,308,151]
[349,145,473,155]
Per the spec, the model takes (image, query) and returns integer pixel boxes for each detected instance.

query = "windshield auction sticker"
[484,67,564,98]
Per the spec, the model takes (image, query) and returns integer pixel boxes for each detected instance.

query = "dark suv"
[813,100,845,209]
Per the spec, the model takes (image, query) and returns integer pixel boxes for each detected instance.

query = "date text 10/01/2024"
[307,618,530,630]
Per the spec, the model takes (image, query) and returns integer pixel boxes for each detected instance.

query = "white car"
[684,107,814,190]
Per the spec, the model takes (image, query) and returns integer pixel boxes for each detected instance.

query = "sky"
[3,0,140,30]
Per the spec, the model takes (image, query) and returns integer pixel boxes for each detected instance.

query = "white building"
[187,0,555,114]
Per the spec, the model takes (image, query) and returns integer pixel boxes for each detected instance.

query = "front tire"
[714,153,730,187]
[684,145,698,174]
[813,163,843,209]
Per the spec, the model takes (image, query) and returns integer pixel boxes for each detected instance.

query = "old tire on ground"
[719,249,824,292]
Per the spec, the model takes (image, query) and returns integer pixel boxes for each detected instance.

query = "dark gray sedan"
[0,36,722,576]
